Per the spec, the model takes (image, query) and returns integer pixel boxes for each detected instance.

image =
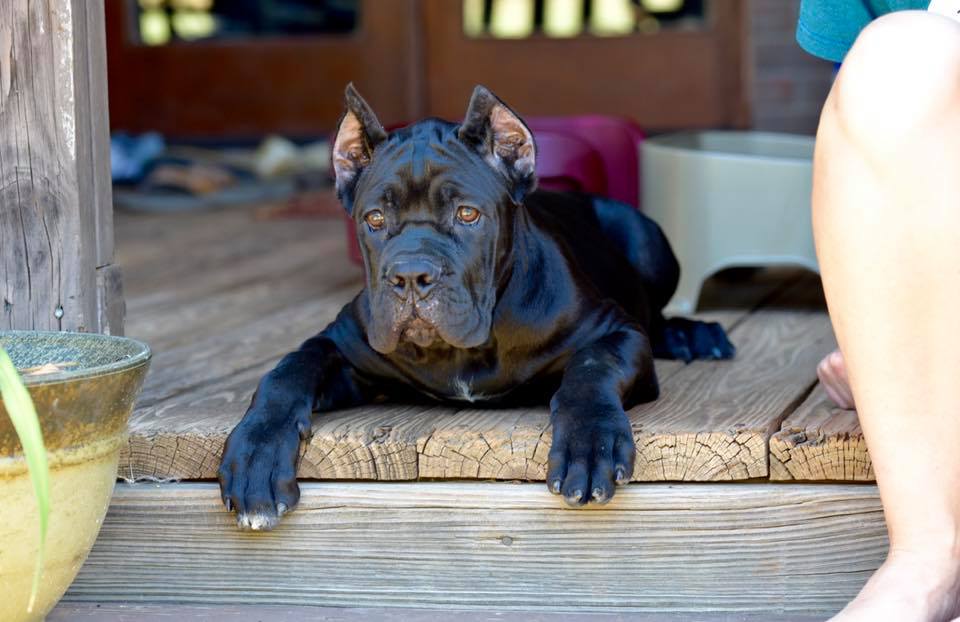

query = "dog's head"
[333,84,537,354]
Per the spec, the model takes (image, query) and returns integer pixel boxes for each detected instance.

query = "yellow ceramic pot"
[0,331,150,622]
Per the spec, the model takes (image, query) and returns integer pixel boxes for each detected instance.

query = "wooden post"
[0,0,123,334]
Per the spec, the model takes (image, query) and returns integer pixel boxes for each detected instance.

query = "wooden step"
[50,603,826,621]
[61,481,886,617]
[770,386,871,482]
[86,204,883,619]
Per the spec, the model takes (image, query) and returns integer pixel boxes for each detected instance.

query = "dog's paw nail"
[277,503,288,516]
[564,489,584,505]
[549,480,562,494]
[224,499,233,512]
[615,468,628,484]
[591,487,609,503]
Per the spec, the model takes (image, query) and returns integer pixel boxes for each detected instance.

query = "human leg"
[812,11,960,621]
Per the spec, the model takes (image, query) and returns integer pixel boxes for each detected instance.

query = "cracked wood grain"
[769,384,872,481]
[0,0,118,332]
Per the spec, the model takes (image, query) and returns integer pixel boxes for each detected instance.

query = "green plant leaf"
[0,347,50,613]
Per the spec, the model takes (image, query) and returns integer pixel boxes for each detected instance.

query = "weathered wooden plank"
[114,200,820,482]
[72,0,113,268]
[49,603,824,622]
[118,306,749,483]
[136,284,360,410]
[416,406,551,480]
[0,0,115,332]
[63,482,886,615]
[119,281,360,480]
[96,263,125,336]
[121,364,673,483]
[117,284,801,482]
[123,222,349,317]
[629,310,832,481]
[120,305,828,484]
[116,210,360,397]
[769,385,871,482]
[124,240,360,351]
[411,302,833,484]
[115,208,294,281]
[695,267,807,332]
[625,274,832,481]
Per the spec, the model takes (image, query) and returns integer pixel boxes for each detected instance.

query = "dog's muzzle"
[384,258,442,301]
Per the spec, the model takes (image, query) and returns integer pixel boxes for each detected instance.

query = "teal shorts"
[797,0,931,62]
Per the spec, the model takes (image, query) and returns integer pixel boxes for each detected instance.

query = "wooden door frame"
[105,0,422,138]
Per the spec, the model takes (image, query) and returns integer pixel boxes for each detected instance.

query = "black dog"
[218,85,734,530]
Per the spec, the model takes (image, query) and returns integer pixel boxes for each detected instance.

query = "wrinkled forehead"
[356,121,507,205]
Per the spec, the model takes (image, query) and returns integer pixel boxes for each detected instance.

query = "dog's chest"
[387,341,567,405]
[407,359,512,403]
[443,376,477,402]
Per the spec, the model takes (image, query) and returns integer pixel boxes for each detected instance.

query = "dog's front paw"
[546,404,636,507]
[218,405,311,531]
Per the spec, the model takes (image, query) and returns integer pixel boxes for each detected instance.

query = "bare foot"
[830,550,960,621]
[817,349,856,410]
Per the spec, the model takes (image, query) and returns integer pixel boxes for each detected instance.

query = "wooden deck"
[57,205,882,618]
[111,205,868,485]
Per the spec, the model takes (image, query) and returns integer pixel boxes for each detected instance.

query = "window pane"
[464,0,705,39]
[134,0,359,45]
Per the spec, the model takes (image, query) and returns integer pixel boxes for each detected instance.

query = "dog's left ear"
[458,85,537,203]
[333,83,388,213]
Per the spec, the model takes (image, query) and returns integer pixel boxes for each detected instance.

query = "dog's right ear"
[333,83,388,213]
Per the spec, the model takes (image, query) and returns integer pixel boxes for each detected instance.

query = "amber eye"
[364,210,385,230]
[456,205,481,224]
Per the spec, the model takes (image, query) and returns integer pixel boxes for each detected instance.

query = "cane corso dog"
[218,85,734,530]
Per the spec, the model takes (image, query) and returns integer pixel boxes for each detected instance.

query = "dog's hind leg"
[652,316,735,363]
[590,197,734,362]
[590,196,680,311]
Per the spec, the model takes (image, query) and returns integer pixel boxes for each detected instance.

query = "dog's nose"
[385,259,442,299]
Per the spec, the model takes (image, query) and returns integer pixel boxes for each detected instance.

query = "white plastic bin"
[642,131,818,314]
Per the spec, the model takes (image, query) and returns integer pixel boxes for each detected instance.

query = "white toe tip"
[237,512,278,532]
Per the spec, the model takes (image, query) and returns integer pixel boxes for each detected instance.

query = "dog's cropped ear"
[458,85,537,204]
[333,83,388,213]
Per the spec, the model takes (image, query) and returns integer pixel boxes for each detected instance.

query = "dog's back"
[523,191,681,329]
